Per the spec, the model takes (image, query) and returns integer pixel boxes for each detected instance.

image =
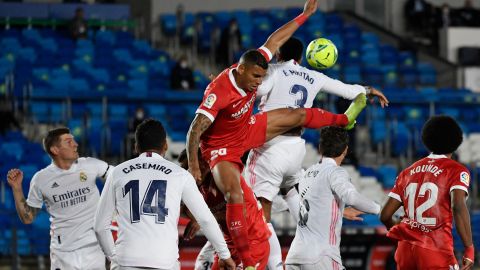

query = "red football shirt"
[200,175,271,249]
[196,47,272,154]
[387,154,470,253]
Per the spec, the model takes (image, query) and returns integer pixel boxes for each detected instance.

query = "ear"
[237,64,245,75]
[50,145,59,156]
[163,141,168,154]
[134,143,139,154]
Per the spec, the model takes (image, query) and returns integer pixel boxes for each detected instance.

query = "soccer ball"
[305,38,338,69]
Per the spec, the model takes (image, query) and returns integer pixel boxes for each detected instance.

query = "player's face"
[55,134,79,161]
[238,64,267,92]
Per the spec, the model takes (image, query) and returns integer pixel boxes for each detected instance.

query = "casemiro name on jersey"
[122,162,173,174]
[282,69,315,85]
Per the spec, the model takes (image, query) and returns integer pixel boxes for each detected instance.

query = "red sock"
[303,108,348,129]
[226,203,255,267]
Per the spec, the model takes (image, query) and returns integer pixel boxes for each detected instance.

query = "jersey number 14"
[123,180,169,224]
[405,182,438,226]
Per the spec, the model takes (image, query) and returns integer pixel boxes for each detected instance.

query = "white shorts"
[194,241,215,270]
[245,136,305,201]
[51,243,106,270]
[286,256,345,270]
[114,262,179,270]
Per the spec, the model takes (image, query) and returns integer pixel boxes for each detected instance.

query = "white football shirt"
[94,152,230,269]
[286,158,380,265]
[27,157,111,251]
[258,60,366,111]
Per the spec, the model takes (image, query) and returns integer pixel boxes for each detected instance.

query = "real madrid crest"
[80,172,88,182]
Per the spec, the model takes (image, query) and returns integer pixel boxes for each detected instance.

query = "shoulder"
[30,167,51,185]
[78,157,106,166]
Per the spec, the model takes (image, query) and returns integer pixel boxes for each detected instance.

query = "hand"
[188,164,203,184]
[366,87,389,108]
[302,0,318,17]
[461,245,474,270]
[343,207,365,221]
[7,169,23,191]
[218,257,236,270]
[183,220,200,241]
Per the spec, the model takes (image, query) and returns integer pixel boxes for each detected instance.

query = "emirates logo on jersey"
[231,95,255,119]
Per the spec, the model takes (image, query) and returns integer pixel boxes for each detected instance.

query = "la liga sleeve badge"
[460,171,470,186]
[203,93,217,109]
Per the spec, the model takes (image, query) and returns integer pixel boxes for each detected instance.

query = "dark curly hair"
[421,115,463,154]
[319,127,349,158]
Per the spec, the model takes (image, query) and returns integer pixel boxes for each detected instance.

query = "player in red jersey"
[380,115,474,270]
[178,150,271,270]
[186,0,371,268]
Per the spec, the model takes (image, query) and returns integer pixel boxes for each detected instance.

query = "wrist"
[464,245,475,262]
[294,13,308,26]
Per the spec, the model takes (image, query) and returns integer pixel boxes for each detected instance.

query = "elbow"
[21,218,33,225]
[379,210,391,226]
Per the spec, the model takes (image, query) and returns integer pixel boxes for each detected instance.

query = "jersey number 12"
[405,182,438,226]
[123,180,168,224]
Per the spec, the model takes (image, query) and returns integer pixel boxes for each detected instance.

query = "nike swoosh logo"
[232,101,243,108]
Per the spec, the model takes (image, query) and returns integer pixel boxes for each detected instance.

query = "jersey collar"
[48,160,78,173]
[320,157,337,165]
[427,153,448,159]
[228,68,247,97]
[139,152,163,159]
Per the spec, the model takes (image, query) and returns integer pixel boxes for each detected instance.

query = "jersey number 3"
[289,84,308,108]
[405,182,438,226]
[123,180,169,224]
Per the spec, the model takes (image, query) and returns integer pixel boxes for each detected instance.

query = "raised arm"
[452,189,474,270]
[262,0,318,54]
[186,113,213,183]
[7,169,40,224]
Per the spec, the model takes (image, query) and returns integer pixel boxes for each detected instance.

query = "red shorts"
[201,113,268,170]
[395,241,458,270]
[212,238,270,270]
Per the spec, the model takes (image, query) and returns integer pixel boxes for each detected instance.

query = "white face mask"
[136,111,144,119]
[180,61,188,68]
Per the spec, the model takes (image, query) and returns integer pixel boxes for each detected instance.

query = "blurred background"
[0,0,479,269]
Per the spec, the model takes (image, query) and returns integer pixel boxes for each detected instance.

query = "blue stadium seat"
[370,121,387,144]
[377,165,397,189]
[391,122,410,156]
[160,14,177,37]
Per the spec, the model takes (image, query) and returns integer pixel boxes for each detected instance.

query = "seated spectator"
[170,56,195,90]
[0,98,20,135]
[404,0,430,34]
[70,7,88,40]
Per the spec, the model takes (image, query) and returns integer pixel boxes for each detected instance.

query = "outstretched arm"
[186,114,213,183]
[452,189,474,270]
[7,169,40,224]
[262,0,318,54]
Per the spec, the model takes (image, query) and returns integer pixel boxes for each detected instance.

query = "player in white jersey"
[244,37,388,269]
[93,119,235,270]
[285,127,380,270]
[7,127,113,270]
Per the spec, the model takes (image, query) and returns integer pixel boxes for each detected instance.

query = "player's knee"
[223,182,243,203]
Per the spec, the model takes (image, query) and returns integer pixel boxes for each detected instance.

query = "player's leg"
[264,94,366,141]
[194,241,215,270]
[251,237,271,270]
[82,244,107,270]
[266,223,283,270]
[211,161,255,267]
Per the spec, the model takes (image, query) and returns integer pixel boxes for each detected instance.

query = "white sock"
[267,223,283,270]
[283,188,300,223]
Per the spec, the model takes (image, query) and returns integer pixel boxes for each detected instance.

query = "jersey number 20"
[405,182,438,226]
[123,180,169,224]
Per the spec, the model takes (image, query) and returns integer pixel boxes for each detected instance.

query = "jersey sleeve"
[257,64,276,97]
[196,83,230,122]
[388,176,403,202]
[449,166,470,195]
[181,173,231,260]
[317,72,366,100]
[93,168,117,260]
[87,157,112,180]
[329,168,380,214]
[26,173,43,209]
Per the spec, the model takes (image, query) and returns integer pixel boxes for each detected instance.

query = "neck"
[143,149,165,157]
[232,69,248,91]
[53,159,75,170]
[333,156,343,166]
